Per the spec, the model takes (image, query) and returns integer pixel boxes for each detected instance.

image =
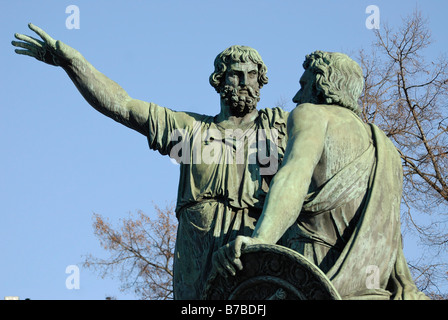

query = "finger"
[222,244,243,273]
[28,23,55,44]
[234,236,251,258]
[14,33,44,47]
[212,251,229,278]
[217,249,237,277]
[226,247,243,271]
[234,237,243,259]
[232,237,248,271]
[14,49,37,58]
[234,257,244,271]
[11,40,39,52]
[222,258,237,276]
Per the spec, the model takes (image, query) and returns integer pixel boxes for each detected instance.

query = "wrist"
[57,41,82,68]
[251,228,278,244]
[60,50,83,70]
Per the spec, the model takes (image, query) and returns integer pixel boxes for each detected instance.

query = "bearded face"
[220,84,260,116]
[220,61,261,117]
[292,69,320,105]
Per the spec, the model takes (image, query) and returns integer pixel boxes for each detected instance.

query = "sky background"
[1,0,447,300]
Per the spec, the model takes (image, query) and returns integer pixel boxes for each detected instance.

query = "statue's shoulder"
[289,103,331,125]
[290,103,361,124]
[291,103,329,115]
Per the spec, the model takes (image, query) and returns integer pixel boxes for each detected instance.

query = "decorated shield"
[204,244,341,300]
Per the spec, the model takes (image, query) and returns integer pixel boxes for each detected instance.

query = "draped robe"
[146,102,288,299]
[284,121,428,300]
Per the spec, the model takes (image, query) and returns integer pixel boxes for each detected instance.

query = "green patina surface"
[13,25,427,300]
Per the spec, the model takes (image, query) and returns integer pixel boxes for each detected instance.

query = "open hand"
[212,236,263,277]
[12,23,75,67]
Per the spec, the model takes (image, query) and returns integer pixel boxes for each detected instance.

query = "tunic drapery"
[146,102,289,299]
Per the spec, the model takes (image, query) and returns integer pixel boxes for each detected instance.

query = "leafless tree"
[83,204,177,300]
[358,8,448,295]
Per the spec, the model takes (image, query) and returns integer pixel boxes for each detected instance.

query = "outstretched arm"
[12,23,149,136]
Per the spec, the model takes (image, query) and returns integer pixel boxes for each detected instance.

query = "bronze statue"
[12,24,289,299]
[213,51,428,300]
[13,23,427,300]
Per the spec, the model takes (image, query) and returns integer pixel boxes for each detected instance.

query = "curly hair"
[303,51,364,115]
[209,45,268,93]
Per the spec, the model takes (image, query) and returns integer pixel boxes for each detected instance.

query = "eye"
[249,71,258,78]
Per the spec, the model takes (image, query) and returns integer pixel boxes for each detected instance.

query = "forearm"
[13,24,149,135]
[62,53,131,118]
[252,164,310,244]
[61,53,150,134]
[252,104,327,244]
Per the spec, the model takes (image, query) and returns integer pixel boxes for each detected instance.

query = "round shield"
[204,244,341,300]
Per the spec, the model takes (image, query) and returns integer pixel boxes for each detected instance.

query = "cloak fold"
[294,123,428,300]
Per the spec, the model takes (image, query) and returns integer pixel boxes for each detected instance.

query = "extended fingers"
[12,40,38,52]
[12,37,41,59]
[12,29,45,60]
[14,33,44,47]
[28,23,55,45]
[13,49,36,58]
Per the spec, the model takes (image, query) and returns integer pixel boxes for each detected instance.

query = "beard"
[220,85,260,117]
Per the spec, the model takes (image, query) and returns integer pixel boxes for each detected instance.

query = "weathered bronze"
[205,244,341,300]
[13,24,427,300]
[212,51,429,300]
[12,24,289,299]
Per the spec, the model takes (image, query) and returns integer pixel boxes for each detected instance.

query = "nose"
[292,89,301,103]
[240,73,248,86]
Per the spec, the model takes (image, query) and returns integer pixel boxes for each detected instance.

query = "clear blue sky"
[1,1,447,300]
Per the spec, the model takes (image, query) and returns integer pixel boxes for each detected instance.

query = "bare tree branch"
[358,8,448,297]
[83,204,177,300]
